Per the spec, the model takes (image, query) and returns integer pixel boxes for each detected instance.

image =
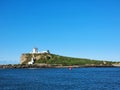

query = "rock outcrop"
[20,53,52,64]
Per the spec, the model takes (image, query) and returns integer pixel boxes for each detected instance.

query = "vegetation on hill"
[34,54,114,66]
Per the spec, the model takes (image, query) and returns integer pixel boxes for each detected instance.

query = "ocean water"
[0,68,120,90]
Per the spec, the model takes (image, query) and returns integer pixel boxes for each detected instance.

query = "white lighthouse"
[32,48,38,53]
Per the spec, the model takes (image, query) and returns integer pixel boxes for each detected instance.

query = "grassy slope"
[34,54,113,66]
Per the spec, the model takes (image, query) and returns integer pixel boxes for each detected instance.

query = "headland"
[0,48,119,69]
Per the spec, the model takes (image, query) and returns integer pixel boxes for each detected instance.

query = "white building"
[31,48,50,54]
[32,48,38,53]
[28,58,34,64]
[40,50,50,54]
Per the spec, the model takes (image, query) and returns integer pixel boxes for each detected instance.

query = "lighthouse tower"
[32,48,38,53]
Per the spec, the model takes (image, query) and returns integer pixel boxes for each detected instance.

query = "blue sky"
[0,0,120,64]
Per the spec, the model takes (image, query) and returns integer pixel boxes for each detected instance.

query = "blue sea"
[0,67,120,90]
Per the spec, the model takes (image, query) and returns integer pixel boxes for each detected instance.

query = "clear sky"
[0,0,120,64]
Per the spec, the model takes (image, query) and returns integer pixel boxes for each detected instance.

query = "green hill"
[20,53,114,66]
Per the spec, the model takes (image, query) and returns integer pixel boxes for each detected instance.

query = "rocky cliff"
[20,53,52,64]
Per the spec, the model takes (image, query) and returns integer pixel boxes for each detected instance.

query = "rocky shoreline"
[0,64,117,69]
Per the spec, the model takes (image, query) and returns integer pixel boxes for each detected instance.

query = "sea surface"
[0,67,120,90]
